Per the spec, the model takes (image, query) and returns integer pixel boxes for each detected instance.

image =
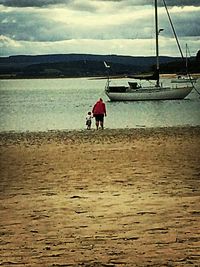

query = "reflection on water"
[0,78,200,132]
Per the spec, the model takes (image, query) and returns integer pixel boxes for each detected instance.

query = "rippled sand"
[0,127,200,267]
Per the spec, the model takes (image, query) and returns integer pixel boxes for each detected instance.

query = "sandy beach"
[0,127,200,267]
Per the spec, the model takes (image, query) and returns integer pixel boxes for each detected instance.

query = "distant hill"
[0,53,198,79]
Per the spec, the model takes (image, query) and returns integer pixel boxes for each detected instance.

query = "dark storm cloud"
[1,1,199,42]
[103,0,200,7]
[0,1,102,12]
[0,10,145,42]
[0,0,200,8]
[158,0,200,7]
[0,0,199,57]
[165,0,198,6]
[160,9,200,37]
[0,0,70,7]
[1,11,72,41]
[76,0,200,8]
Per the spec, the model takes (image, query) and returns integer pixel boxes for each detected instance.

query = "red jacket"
[92,100,106,115]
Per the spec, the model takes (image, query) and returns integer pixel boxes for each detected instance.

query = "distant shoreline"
[1,73,200,80]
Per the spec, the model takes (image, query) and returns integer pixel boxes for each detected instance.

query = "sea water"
[0,77,200,132]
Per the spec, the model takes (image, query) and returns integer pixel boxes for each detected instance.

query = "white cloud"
[0,1,199,57]
[0,35,21,47]
[1,36,199,57]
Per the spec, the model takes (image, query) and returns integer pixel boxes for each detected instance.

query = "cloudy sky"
[0,0,199,57]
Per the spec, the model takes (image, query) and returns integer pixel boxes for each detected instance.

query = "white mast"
[155,0,160,87]
[185,43,188,73]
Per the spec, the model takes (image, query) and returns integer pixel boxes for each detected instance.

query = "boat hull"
[105,86,193,101]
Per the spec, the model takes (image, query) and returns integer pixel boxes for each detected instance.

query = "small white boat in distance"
[171,44,198,84]
[171,75,197,84]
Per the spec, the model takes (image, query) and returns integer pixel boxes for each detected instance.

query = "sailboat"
[171,44,197,84]
[105,0,193,101]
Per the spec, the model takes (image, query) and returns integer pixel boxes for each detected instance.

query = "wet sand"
[0,127,200,267]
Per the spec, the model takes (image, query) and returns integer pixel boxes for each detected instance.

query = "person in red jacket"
[92,98,107,129]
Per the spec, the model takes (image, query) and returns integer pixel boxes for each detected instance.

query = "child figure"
[86,111,92,130]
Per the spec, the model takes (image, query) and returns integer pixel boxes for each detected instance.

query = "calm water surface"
[0,77,200,132]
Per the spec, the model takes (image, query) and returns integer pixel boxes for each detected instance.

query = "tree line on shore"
[0,51,199,79]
